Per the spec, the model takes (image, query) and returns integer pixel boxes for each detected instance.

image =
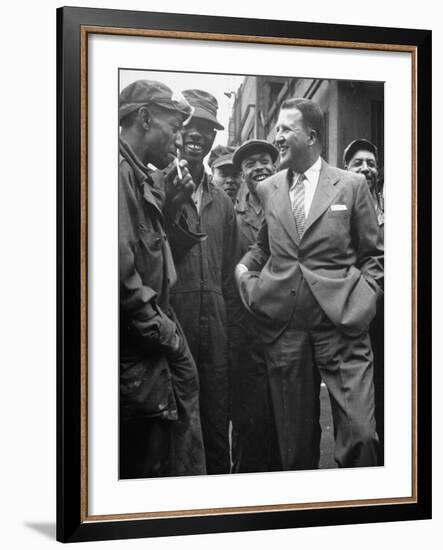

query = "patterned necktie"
[292,172,306,237]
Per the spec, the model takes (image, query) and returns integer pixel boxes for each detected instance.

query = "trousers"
[264,278,379,470]
[230,320,281,473]
[120,318,206,479]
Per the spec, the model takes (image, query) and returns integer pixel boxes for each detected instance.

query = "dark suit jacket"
[239,159,384,343]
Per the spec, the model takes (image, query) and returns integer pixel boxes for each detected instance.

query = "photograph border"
[57,6,432,542]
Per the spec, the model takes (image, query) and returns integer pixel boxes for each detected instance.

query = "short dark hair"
[280,98,325,147]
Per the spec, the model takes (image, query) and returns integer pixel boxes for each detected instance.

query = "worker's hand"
[163,159,195,219]
[235,263,249,287]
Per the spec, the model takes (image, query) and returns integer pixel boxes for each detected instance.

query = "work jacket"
[167,175,242,473]
[235,191,264,256]
[119,138,202,421]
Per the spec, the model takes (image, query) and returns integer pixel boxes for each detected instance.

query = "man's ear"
[308,128,318,147]
[137,106,152,130]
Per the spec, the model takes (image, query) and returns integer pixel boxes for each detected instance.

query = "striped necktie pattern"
[292,172,306,237]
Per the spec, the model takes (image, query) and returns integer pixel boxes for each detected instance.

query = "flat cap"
[119,79,192,123]
[343,138,378,167]
[208,145,236,169]
[233,139,279,170]
[182,89,224,130]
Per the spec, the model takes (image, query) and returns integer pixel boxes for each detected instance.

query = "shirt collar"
[246,191,262,214]
[289,156,322,189]
[304,156,322,182]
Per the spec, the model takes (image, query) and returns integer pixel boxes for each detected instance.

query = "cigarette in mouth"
[176,149,182,180]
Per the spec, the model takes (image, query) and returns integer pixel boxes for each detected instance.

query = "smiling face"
[346,149,379,191]
[275,107,314,172]
[212,164,241,202]
[240,151,276,198]
[181,117,216,166]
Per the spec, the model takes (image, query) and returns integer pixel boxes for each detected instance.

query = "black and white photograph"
[53,6,431,543]
[0,0,436,547]
[118,68,385,480]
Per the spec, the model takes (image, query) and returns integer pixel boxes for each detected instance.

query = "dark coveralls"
[231,193,281,472]
[167,175,241,474]
[119,138,206,478]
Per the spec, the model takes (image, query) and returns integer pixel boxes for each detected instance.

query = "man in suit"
[235,98,384,470]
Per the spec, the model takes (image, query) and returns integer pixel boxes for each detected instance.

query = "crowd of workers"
[118,79,384,478]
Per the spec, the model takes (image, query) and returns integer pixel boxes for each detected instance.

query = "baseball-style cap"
[119,79,193,123]
[208,145,236,169]
[182,89,224,130]
[233,139,279,170]
[343,138,378,167]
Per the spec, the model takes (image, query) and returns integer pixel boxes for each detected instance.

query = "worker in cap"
[118,79,206,478]
[343,139,384,227]
[119,79,192,124]
[119,79,193,173]
[166,89,241,474]
[232,139,279,253]
[233,139,279,171]
[230,139,281,473]
[208,145,241,203]
[344,138,385,465]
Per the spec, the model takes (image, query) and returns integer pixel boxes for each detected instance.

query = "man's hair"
[280,98,325,147]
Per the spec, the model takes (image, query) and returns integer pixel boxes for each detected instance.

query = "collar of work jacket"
[235,192,263,229]
[190,170,216,213]
[119,137,166,217]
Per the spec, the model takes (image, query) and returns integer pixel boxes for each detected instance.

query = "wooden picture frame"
[57,6,431,542]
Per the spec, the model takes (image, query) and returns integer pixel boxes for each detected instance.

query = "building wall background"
[228,76,384,171]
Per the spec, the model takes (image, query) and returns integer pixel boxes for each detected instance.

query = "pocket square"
[330,204,348,211]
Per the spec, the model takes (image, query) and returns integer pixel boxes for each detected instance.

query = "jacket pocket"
[340,269,377,335]
[134,225,165,286]
[138,224,164,252]
[120,354,178,421]
[326,211,351,249]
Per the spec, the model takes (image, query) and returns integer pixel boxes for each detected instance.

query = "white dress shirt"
[289,156,322,218]
[236,157,322,278]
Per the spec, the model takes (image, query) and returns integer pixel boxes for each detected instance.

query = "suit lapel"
[304,160,340,235]
[269,170,301,246]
